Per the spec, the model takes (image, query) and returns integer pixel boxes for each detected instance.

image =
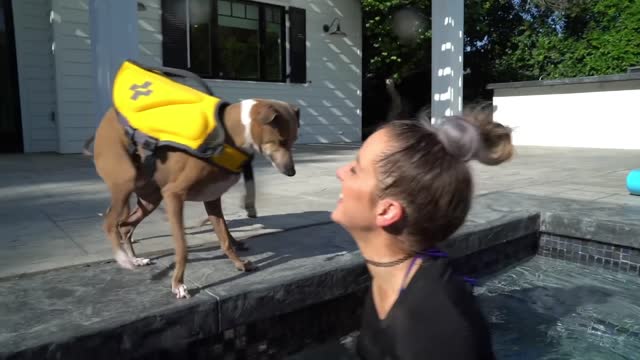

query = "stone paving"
[2,144,640,278]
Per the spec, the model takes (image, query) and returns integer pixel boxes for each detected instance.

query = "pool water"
[289,256,640,359]
[478,256,640,360]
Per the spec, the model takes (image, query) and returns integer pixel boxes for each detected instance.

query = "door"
[0,0,23,153]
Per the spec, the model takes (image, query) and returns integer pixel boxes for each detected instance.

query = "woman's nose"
[336,165,346,181]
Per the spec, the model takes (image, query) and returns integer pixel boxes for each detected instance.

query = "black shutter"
[288,6,306,83]
[161,0,188,69]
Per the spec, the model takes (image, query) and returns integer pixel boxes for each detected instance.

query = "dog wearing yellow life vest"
[84,60,300,299]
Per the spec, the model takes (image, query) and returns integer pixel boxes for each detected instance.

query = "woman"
[331,107,513,360]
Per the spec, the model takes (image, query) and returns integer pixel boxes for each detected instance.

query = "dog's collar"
[209,101,254,173]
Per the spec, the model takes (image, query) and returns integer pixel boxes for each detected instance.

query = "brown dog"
[87,98,299,299]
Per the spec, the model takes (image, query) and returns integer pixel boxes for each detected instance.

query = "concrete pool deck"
[3,144,640,359]
[2,144,640,279]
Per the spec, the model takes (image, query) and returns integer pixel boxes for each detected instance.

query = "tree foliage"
[501,0,640,80]
[362,0,640,100]
[361,0,432,81]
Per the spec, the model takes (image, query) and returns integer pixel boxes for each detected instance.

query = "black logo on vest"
[130,81,153,100]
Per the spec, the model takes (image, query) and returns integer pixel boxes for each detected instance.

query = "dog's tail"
[82,135,95,156]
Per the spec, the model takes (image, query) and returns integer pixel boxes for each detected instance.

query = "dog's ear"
[251,101,278,125]
[291,105,301,128]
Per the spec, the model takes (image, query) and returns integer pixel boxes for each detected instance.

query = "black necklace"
[364,253,413,268]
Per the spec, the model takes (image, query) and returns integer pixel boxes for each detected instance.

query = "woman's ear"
[375,199,404,227]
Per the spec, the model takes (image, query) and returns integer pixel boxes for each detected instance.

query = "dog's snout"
[267,149,296,177]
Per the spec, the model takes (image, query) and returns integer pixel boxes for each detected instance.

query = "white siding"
[136,0,362,144]
[51,0,94,153]
[11,0,58,152]
[137,0,163,66]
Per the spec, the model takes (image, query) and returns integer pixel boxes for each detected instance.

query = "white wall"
[492,80,640,150]
[11,0,58,152]
[50,0,94,153]
[48,0,361,153]
[137,0,163,67]
[234,0,363,144]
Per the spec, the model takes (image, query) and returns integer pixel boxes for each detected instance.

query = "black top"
[356,258,495,360]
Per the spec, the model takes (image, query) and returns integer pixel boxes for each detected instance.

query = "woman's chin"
[330,207,343,225]
[330,209,339,223]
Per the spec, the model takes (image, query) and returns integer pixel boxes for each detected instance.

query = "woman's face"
[332,129,400,234]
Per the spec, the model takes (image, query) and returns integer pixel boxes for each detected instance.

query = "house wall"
[11,0,57,152]
[47,0,361,154]
[138,0,362,144]
[50,0,94,153]
[137,0,163,67]
[491,78,640,150]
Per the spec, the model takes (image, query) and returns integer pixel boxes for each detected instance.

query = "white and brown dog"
[85,98,300,299]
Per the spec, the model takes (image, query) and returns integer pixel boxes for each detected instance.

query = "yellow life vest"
[111,60,251,173]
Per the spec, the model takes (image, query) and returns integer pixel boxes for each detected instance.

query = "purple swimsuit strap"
[399,249,476,294]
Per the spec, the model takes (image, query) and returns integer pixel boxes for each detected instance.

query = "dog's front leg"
[162,187,190,299]
[204,198,255,272]
[242,164,257,218]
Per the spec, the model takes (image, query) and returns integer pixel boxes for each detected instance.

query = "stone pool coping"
[476,191,640,249]
[3,191,640,359]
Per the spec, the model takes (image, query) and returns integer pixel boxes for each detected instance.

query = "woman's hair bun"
[432,106,514,166]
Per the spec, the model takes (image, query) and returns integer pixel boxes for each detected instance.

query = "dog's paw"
[133,257,152,266]
[245,206,257,218]
[115,250,136,270]
[172,284,190,299]
[235,260,256,272]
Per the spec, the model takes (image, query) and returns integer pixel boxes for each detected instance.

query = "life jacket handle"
[124,59,214,97]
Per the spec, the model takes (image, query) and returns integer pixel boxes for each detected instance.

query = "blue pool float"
[626,169,640,195]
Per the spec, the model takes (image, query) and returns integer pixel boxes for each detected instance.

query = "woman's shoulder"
[406,258,481,315]
[396,259,494,349]
[357,259,495,359]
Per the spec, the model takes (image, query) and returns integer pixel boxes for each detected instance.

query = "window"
[161,0,306,83]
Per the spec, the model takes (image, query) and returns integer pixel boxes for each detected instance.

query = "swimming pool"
[478,256,640,360]
[289,256,640,359]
